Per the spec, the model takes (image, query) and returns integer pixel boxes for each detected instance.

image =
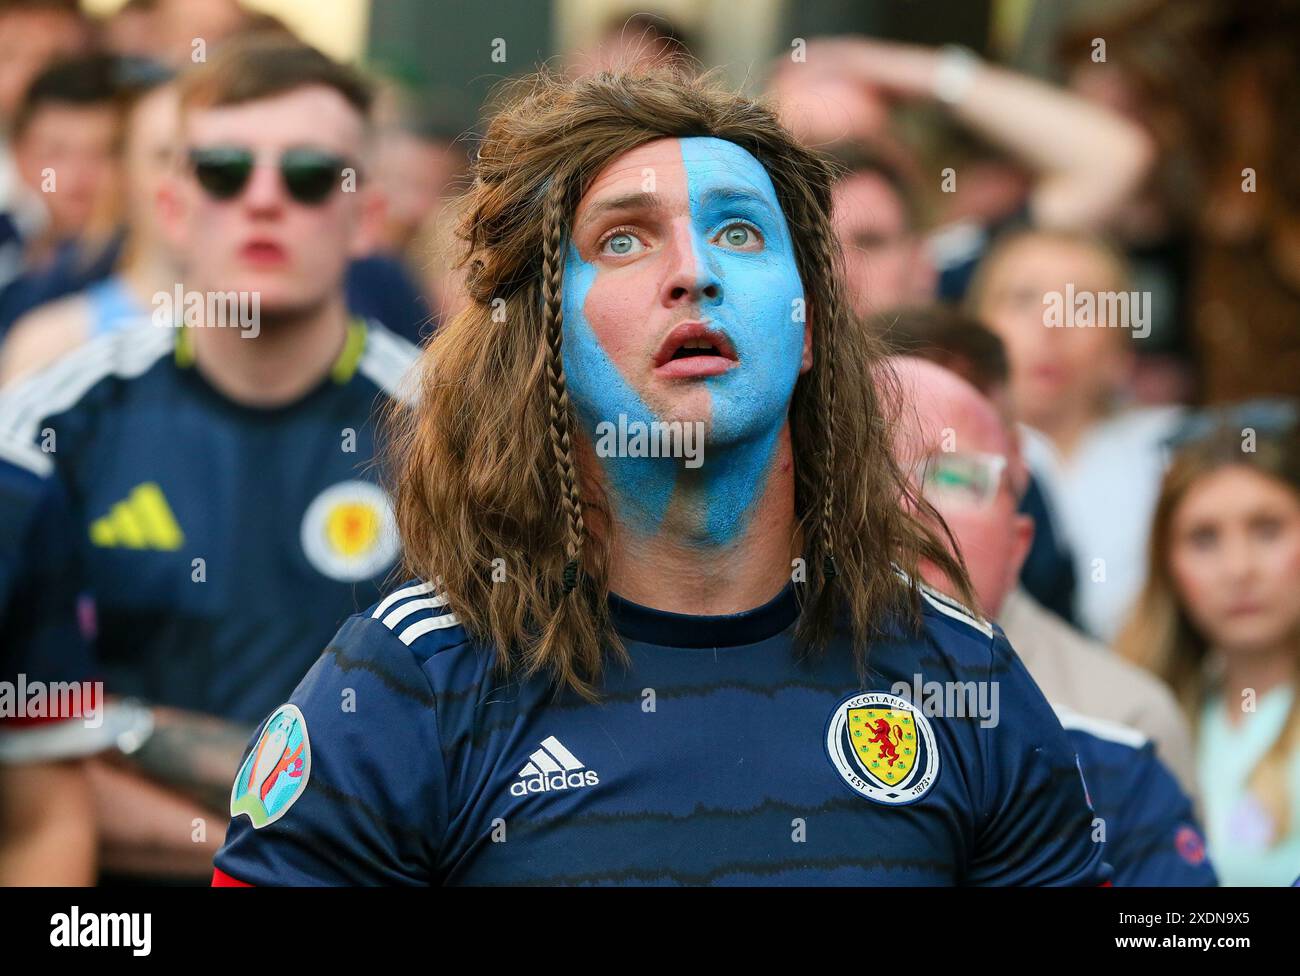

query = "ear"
[909,239,937,302]
[348,181,388,259]
[1005,512,1035,594]
[154,172,188,254]
[1107,337,1138,390]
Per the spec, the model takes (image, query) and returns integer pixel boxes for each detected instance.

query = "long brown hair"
[387,66,974,699]
[1116,413,1300,839]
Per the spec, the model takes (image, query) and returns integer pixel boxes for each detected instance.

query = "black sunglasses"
[187,145,356,205]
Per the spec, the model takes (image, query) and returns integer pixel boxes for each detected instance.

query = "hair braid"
[819,283,839,582]
[540,174,587,595]
[802,199,840,584]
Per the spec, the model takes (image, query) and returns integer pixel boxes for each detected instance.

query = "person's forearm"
[949,60,1154,228]
[798,38,1155,230]
[0,760,97,885]
[87,759,224,879]
[120,704,255,812]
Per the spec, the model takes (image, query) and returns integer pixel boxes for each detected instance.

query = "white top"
[1019,405,1184,642]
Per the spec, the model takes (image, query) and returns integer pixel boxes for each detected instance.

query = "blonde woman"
[1118,401,1300,885]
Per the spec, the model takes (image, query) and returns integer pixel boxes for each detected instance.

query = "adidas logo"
[89,482,184,550]
[509,736,599,797]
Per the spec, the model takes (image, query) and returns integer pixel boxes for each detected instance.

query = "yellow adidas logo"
[89,482,184,550]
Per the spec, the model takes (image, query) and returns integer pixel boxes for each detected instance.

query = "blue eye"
[716,222,762,250]
[602,231,642,256]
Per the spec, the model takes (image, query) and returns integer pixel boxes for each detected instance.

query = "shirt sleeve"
[1072,732,1217,886]
[966,628,1111,886]
[0,459,98,738]
[1137,686,1200,804]
[213,614,449,885]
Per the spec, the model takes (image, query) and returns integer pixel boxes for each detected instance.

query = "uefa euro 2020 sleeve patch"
[825,692,939,805]
[231,704,311,828]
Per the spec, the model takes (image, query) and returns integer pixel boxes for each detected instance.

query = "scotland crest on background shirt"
[300,480,400,582]
[231,704,311,828]
[825,692,939,805]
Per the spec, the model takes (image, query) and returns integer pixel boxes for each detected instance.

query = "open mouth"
[654,321,738,377]
[671,341,725,360]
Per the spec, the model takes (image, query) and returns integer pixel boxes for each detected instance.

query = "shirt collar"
[607,582,801,648]
[175,316,368,384]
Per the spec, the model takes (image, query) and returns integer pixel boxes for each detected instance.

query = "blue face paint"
[562,237,678,536]
[562,136,807,547]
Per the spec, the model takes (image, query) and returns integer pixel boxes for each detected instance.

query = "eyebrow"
[698,185,778,221]
[575,191,665,237]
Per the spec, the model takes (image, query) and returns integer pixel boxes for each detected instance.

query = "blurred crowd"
[0,0,1297,887]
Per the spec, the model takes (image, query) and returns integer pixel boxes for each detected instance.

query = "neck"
[1035,398,1105,460]
[121,244,176,303]
[189,295,349,407]
[1219,644,1298,710]
[23,231,58,268]
[598,422,799,616]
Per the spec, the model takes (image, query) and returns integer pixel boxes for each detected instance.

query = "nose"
[1220,532,1258,583]
[661,219,721,308]
[240,160,286,214]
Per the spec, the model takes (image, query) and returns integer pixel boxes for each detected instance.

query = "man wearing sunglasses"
[0,35,417,882]
[892,354,1215,885]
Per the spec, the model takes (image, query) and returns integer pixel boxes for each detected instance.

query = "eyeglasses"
[186,145,356,205]
[1163,398,1298,451]
[914,451,1010,510]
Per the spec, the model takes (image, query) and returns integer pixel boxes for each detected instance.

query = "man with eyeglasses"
[0,35,417,882]
[892,354,1215,885]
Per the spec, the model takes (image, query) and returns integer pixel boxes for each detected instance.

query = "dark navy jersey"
[0,319,417,722]
[0,461,97,737]
[1056,707,1216,886]
[215,577,1111,886]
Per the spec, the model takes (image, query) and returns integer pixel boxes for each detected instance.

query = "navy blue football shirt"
[1057,708,1216,886]
[0,319,417,722]
[0,461,99,743]
[215,577,1112,886]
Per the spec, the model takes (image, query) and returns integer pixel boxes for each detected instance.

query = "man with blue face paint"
[561,135,808,550]
[215,68,1110,886]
